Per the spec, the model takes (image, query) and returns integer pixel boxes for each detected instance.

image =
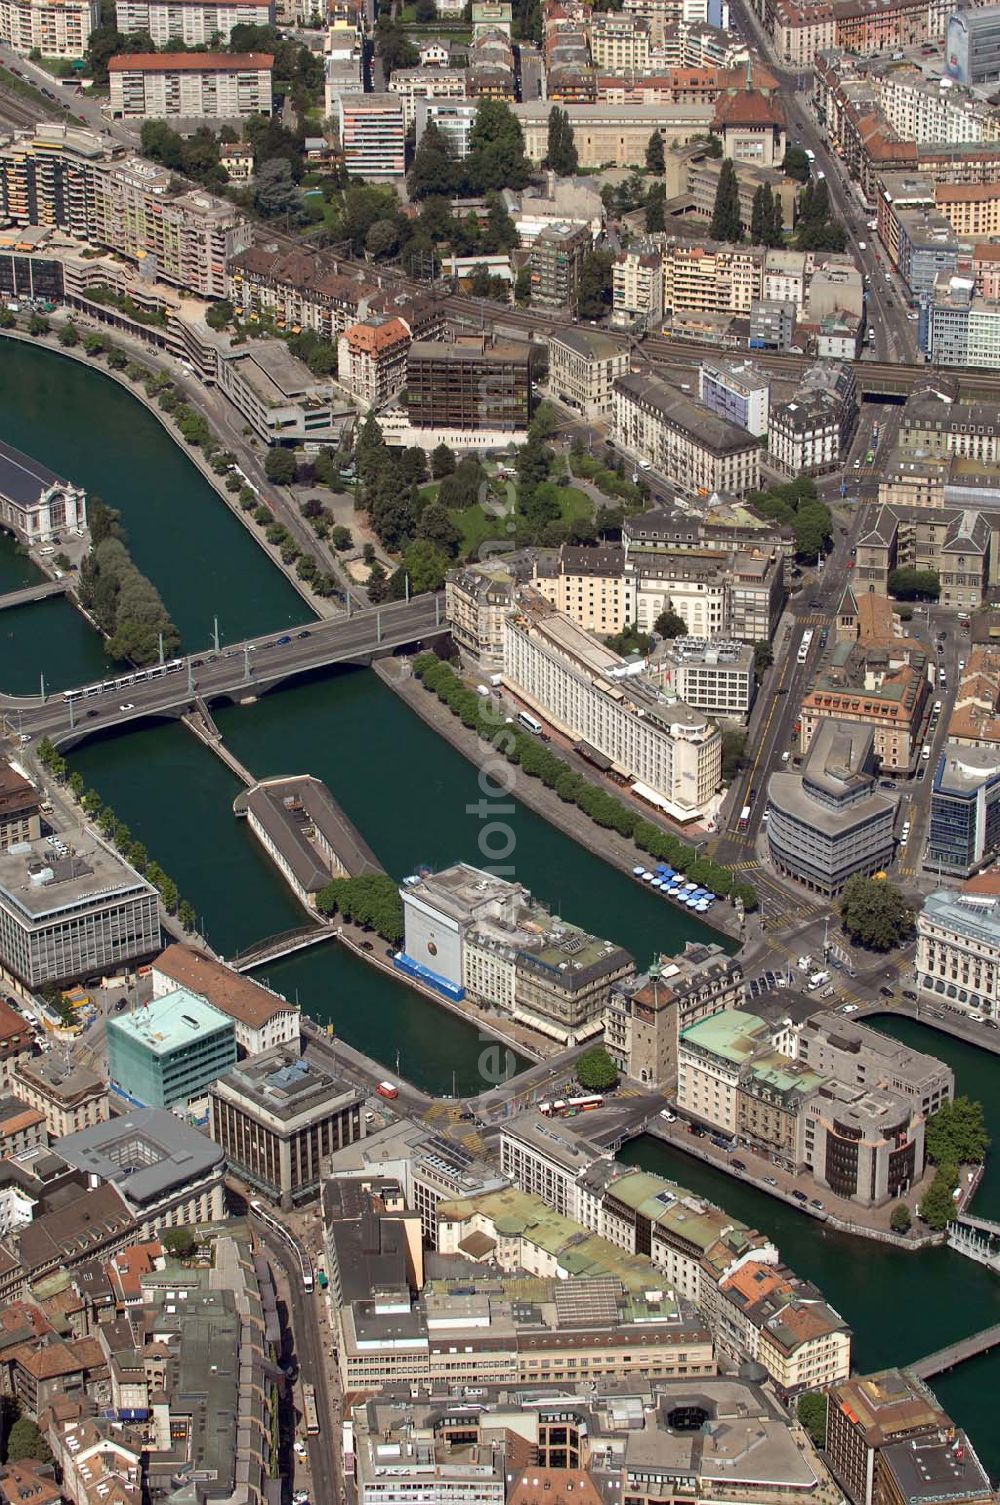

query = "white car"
[858,240,867,250]
[119,702,135,711]
[660,1108,676,1122]
[293,1441,307,1458]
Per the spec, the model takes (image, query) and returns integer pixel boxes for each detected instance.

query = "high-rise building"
[106,988,237,1109]
[108,52,274,119]
[928,744,1000,876]
[338,93,405,177]
[405,338,531,433]
[0,0,98,56]
[946,4,1000,84]
[698,359,770,437]
[114,0,274,45]
[529,221,591,310]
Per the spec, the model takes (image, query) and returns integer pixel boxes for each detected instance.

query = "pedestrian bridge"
[3,594,448,748]
[229,926,335,972]
[908,1323,1000,1379]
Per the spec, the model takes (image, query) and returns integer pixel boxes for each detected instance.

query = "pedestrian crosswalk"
[729,859,762,872]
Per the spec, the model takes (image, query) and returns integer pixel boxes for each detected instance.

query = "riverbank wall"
[0,327,333,620]
[375,657,744,947]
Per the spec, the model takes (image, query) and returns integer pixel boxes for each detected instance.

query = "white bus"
[797,629,814,665]
[517,712,543,735]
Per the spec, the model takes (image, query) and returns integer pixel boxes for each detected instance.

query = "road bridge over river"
[0,594,448,747]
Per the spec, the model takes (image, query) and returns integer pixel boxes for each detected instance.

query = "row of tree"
[315,873,404,945]
[412,653,759,911]
[77,501,181,667]
[36,738,197,930]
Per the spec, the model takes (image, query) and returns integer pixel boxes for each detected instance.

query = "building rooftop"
[15,1054,105,1105]
[108,50,274,69]
[879,1433,993,1505]
[243,774,380,893]
[107,987,233,1058]
[614,373,758,455]
[551,326,626,361]
[0,829,154,921]
[152,944,297,1032]
[829,1370,950,1446]
[0,439,72,508]
[680,1007,771,1064]
[57,1108,224,1208]
[210,1044,362,1128]
[920,888,1000,942]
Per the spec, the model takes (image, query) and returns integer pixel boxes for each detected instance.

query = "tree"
[178,899,197,931]
[890,1203,912,1234]
[466,100,532,193]
[840,875,915,952]
[576,250,613,320]
[265,448,297,485]
[330,524,353,551]
[416,501,460,556]
[710,158,742,243]
[59,322,79,347]
[6,1417,52,1463]
[645,184,666,233]
[408,120,458,199]
[544,105,578,175]
[888,567,940,601]
[575,1045,619,1091]
[750,183,775,246]
[721,729,747,782]
[431,442,456,479]
[205,299,234,331]
[163,1226,197,1258]
[415,0,436,17]
[782,144,812,182]
[654,609,687,639]
[769,193,784,246]
[796,1394,827,1449]
[645,129,665,174]
[514,266,532,305]
[366,217,400,261]
[28,313,49,336]
[253,158,300,219]
[753,640,774,677]
[925,1096,990,1167]
[920,1164,959,1231]
[374,17,419,75]
[402,538,451,594]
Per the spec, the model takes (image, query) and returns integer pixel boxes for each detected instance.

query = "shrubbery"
[412,654,757,912]
[316,872,404,944]
[77,500,181,666]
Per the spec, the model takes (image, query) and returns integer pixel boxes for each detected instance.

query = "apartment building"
[227,242,376,339]
[826,1370,973,1505]
[445,559,523,668]
[612,242,665,329]
[769,361,858,474]
[548,327,630,419]
[108,52,274,119]
[718,1260,851,1400]
[0,126,252,299]
[925,275,1000,371]
[337,315,411,408]
[532,544,635,636]
[415,96,478,158]
[11,1056,108,1139]
[946,648,1000,752]
[799,642,930,772]
[590,11,652,69]
[661,240,764,319]
[406,338,531,433]
[654,637,756,719]
[899,392,1000,464]
[612,372,761,496]
[503,592,722,820]
[114,0,274,44]
[0,0,97,56]
[603,942,744,1089]
[387,65,466,128]
[768,0,836,65]
[338,93,405,177]
[698,359,770,437]
[529,220,591,310]
[767,720,897,895]
[880,73,1000,146]
[916,888,1000,1020]
[934,181,1000,240]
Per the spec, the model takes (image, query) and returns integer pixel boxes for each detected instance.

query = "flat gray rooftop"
[58,1107,224,1207]
[0,829,153,920]
[0,437,69,506]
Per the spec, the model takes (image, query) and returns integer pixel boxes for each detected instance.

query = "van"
[933,701,942,713]
[922,745,931,760]
[38,545,54,556]
[476,685,490,698]
[807,971,830,991]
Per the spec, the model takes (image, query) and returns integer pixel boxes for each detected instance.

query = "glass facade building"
[106,986,236,1109]
[928,745,1000,876]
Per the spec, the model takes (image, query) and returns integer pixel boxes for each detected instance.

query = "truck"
[377,1081,399,1100]
[738,805,751,830]
[807,971,830,992]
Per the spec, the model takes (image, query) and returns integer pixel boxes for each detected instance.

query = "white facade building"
[0,0,97,57]
[612,244,665,329]
[387,66,466,128]
[415,96,478,158]
[916,889,1000,1019]
[548,327,631,419]
[113,0,274,45]
[338,93,405,177]
[503,593,722,820]
[698,359,770,437]
[108,51,274,119]
[612,372,761,497]
[0,437,87,545]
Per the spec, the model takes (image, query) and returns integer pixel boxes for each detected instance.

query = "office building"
[512,100,718,168]
[749,298,796,349]
[924,275,1000,372]
[0,125,252,300]
[503,593,722,821]
[399,862,634,1043]
[698,359,770,438]
[106,988,237,1110]
[216,339,340,444]
[114,0,274,44]
[0,764,40,852]
[826,1370,969,1505]
[56,1108,225,1235]
[209,1045,365,1206]
[916,888,1000,1020]
[653,637,755,719]
[0,0,97,55]
[612,373,761,496]
[612,243,664,329]
[0,438,87,547]
[151,943,300,1057]
[529,221,591,310]
[337,316,411,408]
[0,828,160,990]
[10,1055,108,1138]
[548,327,630,419]
[791,1009,953,1120]
[603,942,744,1089]
[767,721,896,896]
[406,338,531,434]
[927,745,1000,876]
[946,4,1000,84]
[799,642,929,772]
[108,52,274,119]
[338,93,405,177]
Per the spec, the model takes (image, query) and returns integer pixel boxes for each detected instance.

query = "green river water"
[2,337,999,1476]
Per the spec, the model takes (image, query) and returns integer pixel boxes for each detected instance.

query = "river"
[6,338,1000,1476]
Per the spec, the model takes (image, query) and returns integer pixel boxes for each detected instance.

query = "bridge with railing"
[908,1323,1000,1380]
[1,594,447,748]
[229,926,335,973]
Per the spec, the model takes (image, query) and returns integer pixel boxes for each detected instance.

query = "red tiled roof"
[713,88,786,129]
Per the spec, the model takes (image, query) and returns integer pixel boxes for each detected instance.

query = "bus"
[302,1384,320,1437]
[540,1096,604,1117]
[517,711,543,735]
[797,629,814,665]
[738,805,751,831]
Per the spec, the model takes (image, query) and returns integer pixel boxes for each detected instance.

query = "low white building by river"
[0,437,87,546]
